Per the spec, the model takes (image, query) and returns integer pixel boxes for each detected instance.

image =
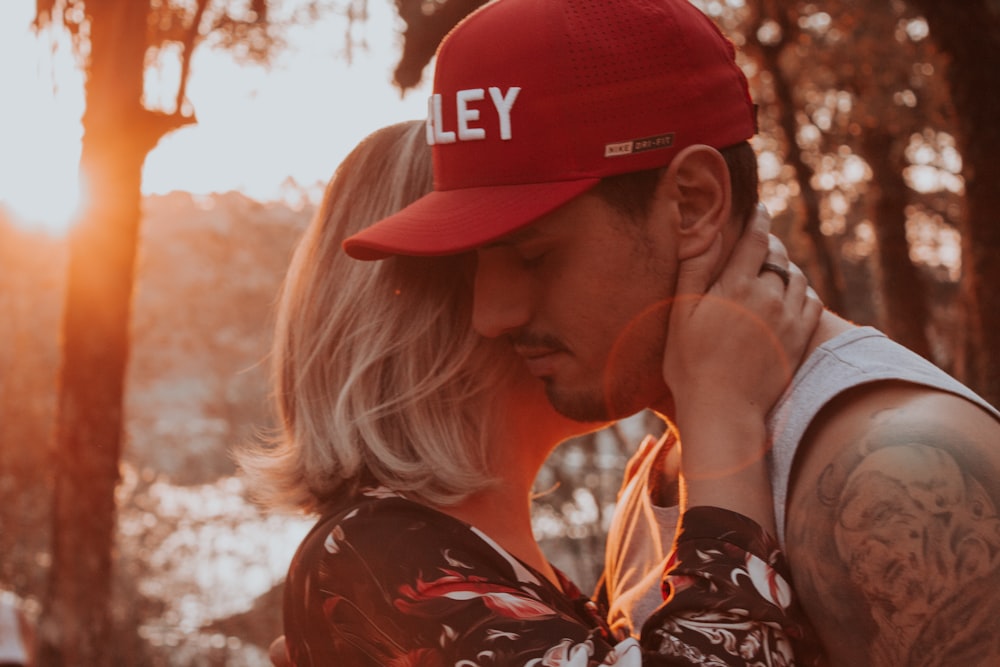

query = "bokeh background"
[2,0,998,664]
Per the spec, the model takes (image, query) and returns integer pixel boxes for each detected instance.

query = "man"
[343,0,1000,664]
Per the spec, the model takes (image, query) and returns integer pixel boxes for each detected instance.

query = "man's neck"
[806,309,855,360]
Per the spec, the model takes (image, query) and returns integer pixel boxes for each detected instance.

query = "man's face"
[472,190,679,422]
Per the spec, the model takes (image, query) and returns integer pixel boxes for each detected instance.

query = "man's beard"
[541,374,650,423]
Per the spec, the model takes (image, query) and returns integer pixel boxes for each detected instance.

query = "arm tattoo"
[787,406,1000,666]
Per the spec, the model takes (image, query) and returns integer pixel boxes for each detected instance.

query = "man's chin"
[544,383,646,423]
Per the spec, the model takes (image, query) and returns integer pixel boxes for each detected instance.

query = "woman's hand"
[663,205,822,531]
[665,205,820,418]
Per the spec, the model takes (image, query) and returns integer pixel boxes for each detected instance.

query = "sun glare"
[1,0,432,235]
[0,8,85,235]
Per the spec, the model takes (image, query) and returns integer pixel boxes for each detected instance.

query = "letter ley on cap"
[426,87,521,145]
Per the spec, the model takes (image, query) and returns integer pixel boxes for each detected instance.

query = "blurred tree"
[778,0,1000,398]
[745,0,846,313]
[24,0,495,661]
[392,0,488,88]
[30,0,312,664]
[0,219,64,600]
[24,0,1000,662]
[902,0,1000,405]
[746,0,950,361]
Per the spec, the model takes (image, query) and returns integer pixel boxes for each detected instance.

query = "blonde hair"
[238,121,518,513]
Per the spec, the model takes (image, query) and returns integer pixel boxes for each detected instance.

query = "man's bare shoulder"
[785,380,1000,666]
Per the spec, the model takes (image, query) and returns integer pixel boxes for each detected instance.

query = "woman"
[241,120,824,666]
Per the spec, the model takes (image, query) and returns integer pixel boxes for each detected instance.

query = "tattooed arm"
[785,381,1000,667]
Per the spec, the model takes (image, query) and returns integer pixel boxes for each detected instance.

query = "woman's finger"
[764,229,791,272]
[715,204,772,287]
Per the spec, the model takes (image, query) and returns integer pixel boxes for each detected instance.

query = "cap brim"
[343,178,601,260]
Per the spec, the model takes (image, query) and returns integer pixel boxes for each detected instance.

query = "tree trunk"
[905,0,1000,405]
[751,0,846,313]
[862,130,933,360]
[393,0,490,90]
[36,0,172,664]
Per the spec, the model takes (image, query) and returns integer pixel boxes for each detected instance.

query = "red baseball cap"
[343,0,756,260]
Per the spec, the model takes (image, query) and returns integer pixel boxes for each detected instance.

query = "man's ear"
[657,144,731,261]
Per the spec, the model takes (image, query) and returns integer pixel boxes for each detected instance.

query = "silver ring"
[759,262,791,288]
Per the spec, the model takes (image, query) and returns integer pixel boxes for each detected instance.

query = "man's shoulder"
[802,380,998,464]
[785,379,1000,665]
[791,379,1000,537]
[791,324,980,404]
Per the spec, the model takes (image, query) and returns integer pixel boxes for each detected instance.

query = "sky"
[0,1,433,233]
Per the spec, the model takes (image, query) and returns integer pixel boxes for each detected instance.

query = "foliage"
[9,0,1000,663]
[35,0,281,64]
[0,194,639,663]
[0,213,64,601]
[739,0,960,362]
[30,1,332,663]
[391,0,487,88]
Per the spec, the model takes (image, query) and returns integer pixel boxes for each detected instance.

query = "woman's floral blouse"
[283,487,825,666]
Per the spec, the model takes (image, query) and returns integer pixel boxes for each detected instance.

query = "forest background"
[1,0,998,665]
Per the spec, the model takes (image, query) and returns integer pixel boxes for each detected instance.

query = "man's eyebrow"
[481,226,544,249]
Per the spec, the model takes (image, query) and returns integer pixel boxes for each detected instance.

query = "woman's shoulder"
[283,489,615,665]
[312,486,439,528]
[283,488,511,663]
[291,487,490,576]
[299,487,450,549]
[289,486,556,597]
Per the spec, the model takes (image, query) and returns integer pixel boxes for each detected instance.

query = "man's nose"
[472,250,532,339]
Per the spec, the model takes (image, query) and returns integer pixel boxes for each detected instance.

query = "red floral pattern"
[283,489,825,666]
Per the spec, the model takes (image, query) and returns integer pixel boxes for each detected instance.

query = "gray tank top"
[766,326,1000,545]
[602,326,1000,635]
